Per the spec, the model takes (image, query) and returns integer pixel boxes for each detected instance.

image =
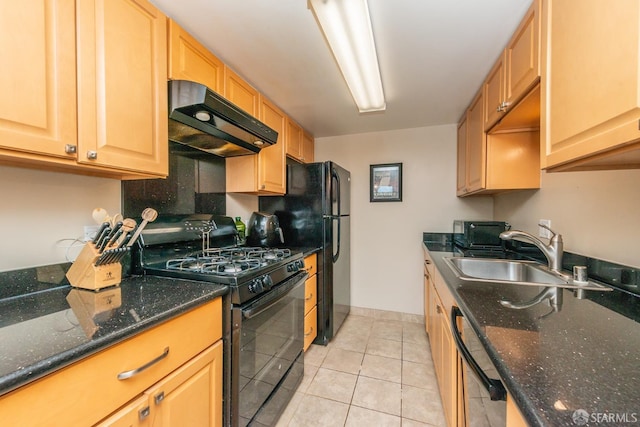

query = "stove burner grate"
[164,247,292,276]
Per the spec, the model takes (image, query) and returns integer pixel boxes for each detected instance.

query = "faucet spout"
[500,225,564,273]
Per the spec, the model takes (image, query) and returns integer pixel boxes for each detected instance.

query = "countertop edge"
[0,284,227,397]
[422,242,547,427]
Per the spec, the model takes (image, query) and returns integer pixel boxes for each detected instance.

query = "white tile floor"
[275,310,446,427]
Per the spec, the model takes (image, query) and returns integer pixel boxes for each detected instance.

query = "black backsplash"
[122,143,226,217]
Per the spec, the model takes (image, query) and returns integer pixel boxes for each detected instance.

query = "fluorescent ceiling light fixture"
[308,0,386,113]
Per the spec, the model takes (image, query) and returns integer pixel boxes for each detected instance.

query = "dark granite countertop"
[0,264,227,397]
[422,239,640,426]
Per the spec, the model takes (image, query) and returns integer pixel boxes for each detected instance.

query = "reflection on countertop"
[0,263,227,397]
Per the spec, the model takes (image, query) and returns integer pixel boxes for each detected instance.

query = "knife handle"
[92,222,110,244]
[97,228,112,253]
[106,229,124,249]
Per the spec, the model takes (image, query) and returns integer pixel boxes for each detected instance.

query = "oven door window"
[238,276,305,424]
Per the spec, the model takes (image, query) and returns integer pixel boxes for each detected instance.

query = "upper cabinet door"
[258,97,286,193]
[542,0,640,170]
[285,117,303,161]
[223,66,259,117]
[0,0,77,159]
[302,131,315,163]
[76,0,168,176]
[505,0,540,108]
[483,53,506,131]
[168,19,224,93]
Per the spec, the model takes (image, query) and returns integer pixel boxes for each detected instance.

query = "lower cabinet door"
[304,306,318,351]
[146,342,223,427]
[97,341,223,427]
[96,395,151,427]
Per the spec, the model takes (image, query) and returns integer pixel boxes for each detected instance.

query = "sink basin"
[444,257,611,291]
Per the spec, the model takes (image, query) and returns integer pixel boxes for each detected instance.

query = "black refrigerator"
[259,160,351,344]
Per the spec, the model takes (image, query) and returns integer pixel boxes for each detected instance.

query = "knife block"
[66,242,122,290]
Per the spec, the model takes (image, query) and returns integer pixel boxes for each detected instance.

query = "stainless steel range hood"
[168,80,278,157]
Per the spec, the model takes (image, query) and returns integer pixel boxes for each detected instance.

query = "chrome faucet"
[499,224,565,316]
[500,224,564,273]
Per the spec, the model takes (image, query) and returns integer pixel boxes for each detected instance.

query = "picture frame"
[370,163,403,202]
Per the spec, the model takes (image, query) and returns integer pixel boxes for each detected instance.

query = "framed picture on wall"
[370,163,403,202]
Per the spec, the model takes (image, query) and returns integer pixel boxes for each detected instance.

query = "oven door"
[231,272,307,427]
[451,307,506,427]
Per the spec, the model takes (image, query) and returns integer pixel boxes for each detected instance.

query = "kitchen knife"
[97,227,112,253]
[92,221,110,245]
[103,221,123,245]
[106,229,124,249]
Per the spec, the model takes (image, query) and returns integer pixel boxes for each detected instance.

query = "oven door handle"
[242,272,308,319]
[451,306,506,401]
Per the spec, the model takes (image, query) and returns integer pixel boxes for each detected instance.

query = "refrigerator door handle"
[333,217,341,263]
[331,166,341,263]
[332,167,341,217]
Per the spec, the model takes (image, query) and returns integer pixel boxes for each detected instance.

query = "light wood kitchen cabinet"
[168,19,224,93]
[483,54,506,131]
[0,0,77,160]
[456,117,468,196]
[541,0,640,171]
[506,394,529,427]
[458,90,485,195]
[484,0,540,131]
[226,96,286,194]
[286,119,314,163]
[98,342,223,427]
[303,253,318,351]
[425,263,459,427]
[286,117,304,161]
[302,131,315,163]
[0,298,222,427]
[0,0,168,179]
[76,0,168,177]
[224,66,259,117]
[458,83,540,196]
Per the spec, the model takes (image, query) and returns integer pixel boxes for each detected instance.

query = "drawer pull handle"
[305,327,315,337]
[117,347,170,380]
[305,293,314,300]
[139,406,150,420]
[154,391,165,405]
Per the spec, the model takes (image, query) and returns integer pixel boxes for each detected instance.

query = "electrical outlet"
[539,219,551,239]
[83,225,100,242]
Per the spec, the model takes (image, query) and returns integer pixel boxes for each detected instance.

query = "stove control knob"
[261,275,273,290]
[249,279,264,294]
[287,263,296,272]
[296,260,305,270]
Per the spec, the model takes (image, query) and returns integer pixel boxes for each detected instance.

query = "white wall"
[494,169,640,268]
[315,124,493,315]
[0,165,121,271]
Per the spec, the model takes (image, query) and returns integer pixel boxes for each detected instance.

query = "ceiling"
[150,0,532,138]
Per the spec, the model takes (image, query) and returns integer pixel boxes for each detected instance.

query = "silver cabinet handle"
[117,347,170,380]
[87,150,98,160]
[64,144,77,154]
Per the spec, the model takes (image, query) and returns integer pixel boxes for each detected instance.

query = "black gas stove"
[136,214,305,305]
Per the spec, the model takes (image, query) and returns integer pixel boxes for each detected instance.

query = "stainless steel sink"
[444,257,611,291]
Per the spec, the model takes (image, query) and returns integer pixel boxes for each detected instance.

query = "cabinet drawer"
[304,306,317,351]
[304,274,317,315]
[0,298,221,427]
[304,253,317,277]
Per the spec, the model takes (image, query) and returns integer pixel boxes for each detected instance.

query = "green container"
[235,217,246,244]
